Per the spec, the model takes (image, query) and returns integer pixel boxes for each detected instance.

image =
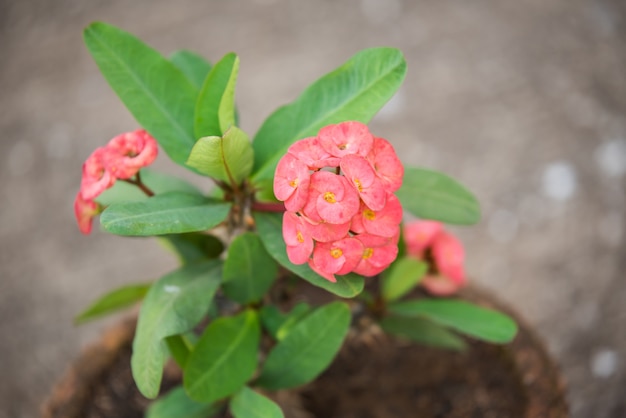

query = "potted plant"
[43,22,568,417]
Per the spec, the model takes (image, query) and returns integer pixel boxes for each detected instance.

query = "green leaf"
[381,257,428,302]
[146,386,220,418]
[159,233,225,264]
[184,310,260,403]
[253,212,364,298]
[223,232,278,304]
[195,52,239,138]
[251,47,406,182]
[230,386,284,418]
[259,305,286,339]
[165,334,193,368]
[170,50,212,90]
[379,315,467,351]
[256,302,350,390]
[100,192,230,236]
[388,299,517,343]
[75,283,150,324]
[131,260,222,398]
[97,169,203,206]
[83,22,197,166]
[397,167,481,225]
[275,303,311,341]
[186,127,254,185]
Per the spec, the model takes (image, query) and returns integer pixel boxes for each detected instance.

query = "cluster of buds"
[274,121,404,282]
[403,220,466,295]
[74,129,158,234]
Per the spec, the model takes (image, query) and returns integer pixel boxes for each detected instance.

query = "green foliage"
[184,310,260,403]
[275,303,311,341]
[195,53,239,138]
[100,192,230,236]
[256,302,350,390]
[97,169,203,206]
[165,335,193,368]
[131,260,222,399]
[230,387,284,418]
[388,299,517,343]
[259,305,285,339]
[381,257,428,302]
[397,167,481,225]
[75,283,150,324]
[253,212,364,297]
[146,386,219,418]
[83,22,197,166]
[159,233,225,264]
[251,47,407,182]
[186,127,254,186]
[222,232,278,304]
[170,50,213,90]
[379,315,467,351]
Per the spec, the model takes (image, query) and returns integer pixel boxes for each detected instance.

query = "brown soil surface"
[43,288,568,418]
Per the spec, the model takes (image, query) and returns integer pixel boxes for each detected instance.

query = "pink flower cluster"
[403,220,466,295]
[74,129,158,234]
[274,121,404,282]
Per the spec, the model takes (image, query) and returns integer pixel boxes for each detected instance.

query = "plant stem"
[251,202,286,212]
[122,171,155,197]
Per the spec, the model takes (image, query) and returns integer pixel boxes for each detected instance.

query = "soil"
[42,288,568,418]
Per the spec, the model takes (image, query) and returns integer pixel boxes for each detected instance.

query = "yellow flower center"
[289,179,298,188]
[330,248,343,259]
[296,231,304,243]
[323,192,337,203]
[354,178,363,192]
[363,209,376,220]
[363,248,374,259]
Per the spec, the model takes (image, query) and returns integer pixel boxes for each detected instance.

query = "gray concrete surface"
[1,0,625,417]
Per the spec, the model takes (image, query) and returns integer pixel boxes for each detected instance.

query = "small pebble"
[594,139,626,178]
[591,348,618,378]
[542,161,577,201]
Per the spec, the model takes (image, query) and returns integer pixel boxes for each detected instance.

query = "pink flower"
[367,137,404,193]
[352,234,399,277]
[74,192,101,235]
[105,129,158,179]
[309,237,364,282]
[403,221,466,296]
[340,154,387,211]
[274,153,311,211]
[282,212,314,264]
[351,194,403,238]
[304,216,352,243]
[303,171,360,224]
[318,121,374,158]
[403,220,443,256]
[80,147,116,201]
[288,137,340,169]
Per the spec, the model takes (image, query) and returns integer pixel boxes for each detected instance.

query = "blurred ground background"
[1,0,625,417]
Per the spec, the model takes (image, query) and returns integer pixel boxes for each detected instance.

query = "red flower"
[403,221,466,295]
[303,171,360,225]
[340,154,387,211]
[104,129,158,179]
[274,153,310,212]
[74,192,101,235]
[367,137,404,193]
[282,212,314,265]
[80,147,115,201]
[318,121,374,158]
[352,234,399,277]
